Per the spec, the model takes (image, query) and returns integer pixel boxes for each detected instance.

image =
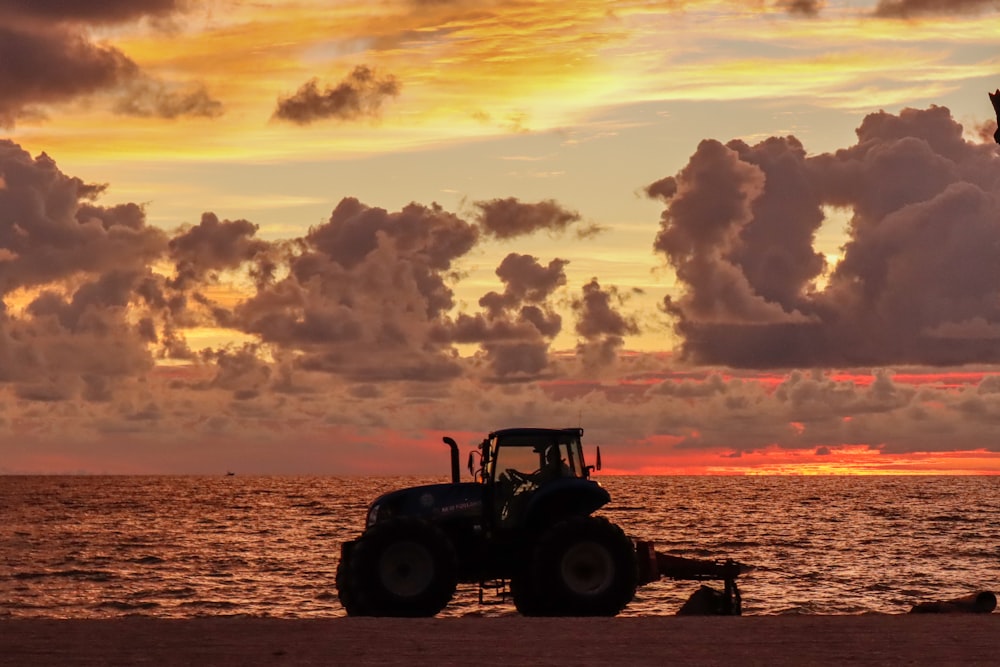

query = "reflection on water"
[1,475,997,618]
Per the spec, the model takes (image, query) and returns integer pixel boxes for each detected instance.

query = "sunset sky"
[3,0,1000,475]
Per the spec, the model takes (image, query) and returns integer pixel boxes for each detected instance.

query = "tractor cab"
[489,427,589,480]
[474,427,607,530]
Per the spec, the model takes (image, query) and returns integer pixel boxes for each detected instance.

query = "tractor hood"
[365,482,483,528]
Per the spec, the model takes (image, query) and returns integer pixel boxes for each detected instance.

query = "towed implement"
[336,427,745,616]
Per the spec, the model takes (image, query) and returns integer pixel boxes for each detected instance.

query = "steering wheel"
[502,468,530,486]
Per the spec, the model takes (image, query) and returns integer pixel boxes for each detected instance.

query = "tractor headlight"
[366,503,380,528]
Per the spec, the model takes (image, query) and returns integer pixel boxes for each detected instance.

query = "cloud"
[573,279,639,339]
[0,0,184,25]
[650,137,814,329]
[0,141,169,400]
[0,140,168,295]
[272,66,401,125]
[436,252,568,379]
[0,2,219,126]
[475,197,585,239]
[168,212,272,290]
[873,0,1000,17]
[480,253,568,314]
[232,197,478,382]
[113,79,224,120]
[573,278,640,371]
[779,0,824,15]
[1,269,161,402]
[649,105,1000,368]
[202,344,272,399]
[8,90,1000,472]
[0,25,137,127]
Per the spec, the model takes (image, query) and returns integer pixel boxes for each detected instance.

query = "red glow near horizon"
[598,447,1000,476]
[592,434,1000,476]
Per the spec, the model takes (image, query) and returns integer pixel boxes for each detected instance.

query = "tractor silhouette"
[336,427,743,616]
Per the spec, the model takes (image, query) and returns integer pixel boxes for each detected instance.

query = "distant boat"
[226,471,235,476]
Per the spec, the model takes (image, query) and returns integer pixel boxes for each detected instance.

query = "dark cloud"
[573,279,639,370]
[779,0,823,15]
[1,277,158,402]
[776,0,999,17]
[233,197,477,382]
[645,176,677,201]
[272,66,401,125]
[652,137,805,327]
[429,253,567,379]
[0,141,169,400]
[447,310,554,344]
[28,270,142,330]
[873,0,1000,17]
[113,79,224,120]
[573,278,638,340]
[0,1,183,25]
[168,212,272,290]
[0,140,168,295]
[0,25,137,127]
[0,3,218,126]
[306,197,476,276]
[77,202,146,231]
[471,254,566,379]
[480,253,568,315]
[475,197,583,239]
[202,344,272,399]
[650,105,1000,368]
[481,341,551,379]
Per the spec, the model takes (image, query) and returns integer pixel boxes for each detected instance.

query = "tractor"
[336,427,743,617]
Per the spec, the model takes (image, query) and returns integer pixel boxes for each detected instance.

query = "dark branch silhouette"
[990,89,1000,144]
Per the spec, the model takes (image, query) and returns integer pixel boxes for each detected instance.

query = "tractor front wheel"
[349,517,458,617]
[335,541,371,616]
[529,516,638,616]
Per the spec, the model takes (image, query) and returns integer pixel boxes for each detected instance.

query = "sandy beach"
[1,615,997,666]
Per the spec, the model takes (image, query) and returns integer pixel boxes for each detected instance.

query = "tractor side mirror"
[467,451,475,476]
[584,446,602,477]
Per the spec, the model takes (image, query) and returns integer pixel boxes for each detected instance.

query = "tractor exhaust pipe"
[443,436,460,483]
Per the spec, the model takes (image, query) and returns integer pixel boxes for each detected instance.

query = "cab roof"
[489,427,584,442]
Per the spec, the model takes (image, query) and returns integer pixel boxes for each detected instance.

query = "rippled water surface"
[2,475,997,618]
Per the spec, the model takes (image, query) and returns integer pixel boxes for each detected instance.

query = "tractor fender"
[523,478,610,528]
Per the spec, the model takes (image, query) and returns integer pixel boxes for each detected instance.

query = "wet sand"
[1,615,998,666]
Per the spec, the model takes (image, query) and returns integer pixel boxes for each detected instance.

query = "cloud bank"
[649,106,1000,368]
[4,103,1000,472]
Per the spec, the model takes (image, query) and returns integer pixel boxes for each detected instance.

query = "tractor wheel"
[510,564,549,616]
[335,543,371,616]
[349,517,458,617]
[529,515,638,616]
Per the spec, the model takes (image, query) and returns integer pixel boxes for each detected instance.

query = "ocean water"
[1,475,997,618]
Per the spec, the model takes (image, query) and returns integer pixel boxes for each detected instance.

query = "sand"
[1,615,998,666]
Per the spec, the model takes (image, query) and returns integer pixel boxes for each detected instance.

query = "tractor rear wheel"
[510,563,549,616]
[529,515,638,616]
[349,517,458,617]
